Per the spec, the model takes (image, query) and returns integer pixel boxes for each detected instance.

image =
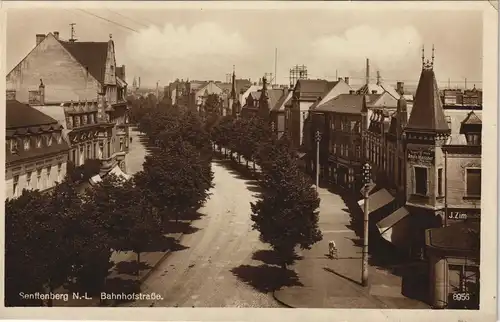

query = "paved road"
[125,127,148,175]
[122,160,282,307]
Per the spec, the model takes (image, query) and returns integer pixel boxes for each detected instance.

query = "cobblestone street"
[125,126,149,175]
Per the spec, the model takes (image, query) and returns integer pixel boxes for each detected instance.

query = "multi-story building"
[6,32,129,176]
[5,98,70,199]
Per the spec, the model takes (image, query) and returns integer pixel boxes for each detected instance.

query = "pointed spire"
[422,46,425,68]
[406,55,450,134]
[422,45,435,70]
[431,44,435,66]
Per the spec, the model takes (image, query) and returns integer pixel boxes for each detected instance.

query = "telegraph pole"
[361,162,372,287]
[315,131,321,190]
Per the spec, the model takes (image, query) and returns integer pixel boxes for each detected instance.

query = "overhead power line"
[107,9,150,28]
[77,9,139,33]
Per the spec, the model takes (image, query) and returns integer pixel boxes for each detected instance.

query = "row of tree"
[209,112,322,269]
[5,105,214,306]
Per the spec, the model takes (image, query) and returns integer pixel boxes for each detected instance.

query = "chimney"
[121,64,126,80]
[53,31,59,40]
[349,90,355,94]
[39,79,45,105]
[366,58,370,84]
[344,77,350,85]
[6,90,16,100]
[338,77,342,82]
[396,81,404,95]
[36,34,46,46]
[371,90,377,94]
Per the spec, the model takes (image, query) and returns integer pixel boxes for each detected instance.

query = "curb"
[272,291,295,308]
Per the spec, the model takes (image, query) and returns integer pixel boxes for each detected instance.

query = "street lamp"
[315,130,321,190]
[361,162,372,287]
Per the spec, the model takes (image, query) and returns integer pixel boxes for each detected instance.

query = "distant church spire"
[230,65,237,99]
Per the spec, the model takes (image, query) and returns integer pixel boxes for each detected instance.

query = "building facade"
[6,99,70,199]
[6,32,130,175]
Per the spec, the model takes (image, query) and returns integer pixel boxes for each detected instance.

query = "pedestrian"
[328,240,337,259]
[130,137,133,143]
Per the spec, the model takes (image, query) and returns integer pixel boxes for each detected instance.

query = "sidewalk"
[53,229,186,307]
[273,187,430,309]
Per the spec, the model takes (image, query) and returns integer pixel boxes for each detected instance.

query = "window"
[414,166,428,196]
[99,142,104,159]
[71,149,76,163]
[333,144,337,155]
[13,175,19,197]
[47,135,53,146]
[57,163,62,182]
[94,143,98,158]
[26,171,32,189]
[466,134,481,146]
[466,168,481,197]
[87,144,91,159]
[107,141,111,158]
[10,139,18,153]
[37,169,42,189]
[56,133,62,144]
[438,168,443,196]
[24,138,30,150]
[120,138,124,151]
[36,137,42,148]
[46,166,51,186]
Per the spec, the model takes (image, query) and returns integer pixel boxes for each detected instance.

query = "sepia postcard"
[0,1,498,321]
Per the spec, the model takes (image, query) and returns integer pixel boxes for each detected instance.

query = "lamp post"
[361,162,372,287]
[315,130,321,190]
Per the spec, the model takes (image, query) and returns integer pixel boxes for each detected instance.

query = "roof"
[267,89,284,111]
[380,83,402,100]
[116,66,125,80]
[7,100,59,129]
[357,83,384,95]
[295,79,336,100]
[271,90,292,112]
[31,104,70,139]
[59,40,109,84]
[426,220,479,252]
[314,93,378,114]
[462,110,482,125]
[406,68,450,133]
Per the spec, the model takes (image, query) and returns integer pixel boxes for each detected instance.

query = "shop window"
[414,166,428,196]
[37,169,42,189]
[466,168,481,197]
[57,163,62,182]
[46,167,51,187]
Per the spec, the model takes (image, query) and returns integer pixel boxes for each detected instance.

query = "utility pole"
[315,130,321,190]
[274,48,278,86]
[156,81,159,104]
[69,23,77,42]
[361,162,372,287]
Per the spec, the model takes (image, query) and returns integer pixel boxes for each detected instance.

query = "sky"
[6,8,483,89]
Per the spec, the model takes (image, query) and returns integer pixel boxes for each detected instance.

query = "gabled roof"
[59,40,109,84]
[7,100,59,129]
[357,83,384,95]
[267,89,284,111]
[406,68,450,133]
[271,90,293,112]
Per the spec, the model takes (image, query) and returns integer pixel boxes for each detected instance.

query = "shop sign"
[408,149,434,164]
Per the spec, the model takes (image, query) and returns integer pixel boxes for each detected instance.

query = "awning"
[357,188,394,214]
[376,207,412,248]
[109,165,131,180]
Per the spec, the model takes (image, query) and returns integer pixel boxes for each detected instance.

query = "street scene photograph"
[2,2,494,316]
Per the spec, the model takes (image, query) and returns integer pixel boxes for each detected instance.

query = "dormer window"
[24,138,30,150]
[466,133,481,145]
[56,133,62,144]
[36,136,42,148]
